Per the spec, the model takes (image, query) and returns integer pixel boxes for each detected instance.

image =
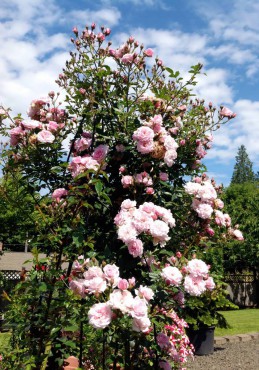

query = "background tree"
[231,145,255,184]
[222,182,259,273]
[0,172,39,251]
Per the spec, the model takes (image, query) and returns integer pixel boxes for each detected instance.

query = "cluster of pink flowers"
[161,258,215,297]
[69,261,153,332]
[114,199,176,257]
[184,176,244,240]
[109,36,154,67]
[121,170,154,194]
[9,95,66,147]
[195,134,213,160]
[132,114,179,167]
[68,144,109,178]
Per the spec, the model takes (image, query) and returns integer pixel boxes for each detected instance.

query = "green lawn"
[0,332,11,351]
[215,308,259,336]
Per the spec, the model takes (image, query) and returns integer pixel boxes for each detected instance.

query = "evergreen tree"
[231,145,255,184]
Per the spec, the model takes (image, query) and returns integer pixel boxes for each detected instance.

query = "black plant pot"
[187,326,215,356]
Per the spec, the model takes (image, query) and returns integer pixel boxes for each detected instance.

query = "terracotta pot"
[62,356,79,370]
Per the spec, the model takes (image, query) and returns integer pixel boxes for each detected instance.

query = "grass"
[215,308,259,336]
[0,332,11,351]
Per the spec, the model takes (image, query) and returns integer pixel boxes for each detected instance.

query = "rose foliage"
[0,24,243,370]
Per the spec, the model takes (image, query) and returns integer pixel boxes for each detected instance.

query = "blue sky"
[0,0,258,185]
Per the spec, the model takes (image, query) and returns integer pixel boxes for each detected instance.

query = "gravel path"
[186,338,259,370]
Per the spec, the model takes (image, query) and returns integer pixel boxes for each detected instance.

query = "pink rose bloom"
[120,199,137,210]
[224,214,232,227]
[184,275,207,296]
[52,188,68,201]
[137,140,154,154]
[150,114,163,133]
[88,302,113,329]
[83,266,104,280]
[157,333,170,349]
[198,181,217,201]
[117,278,129,290]
[193,201,213,219]
[146,187,154,194]
[150,219,170,245]
[130,297,148,319]
[214,210,226,226]
[37,130,55,144]
[214,199,224,209]
[186,259,209,278]
[74,137,92,152]
[184,182,200,195]
[22,119,41,130]
[196,144,207,159]
[161,266,182,286]
[103,264,120,283]
[117,224,138,245]
[92,144,109,162]
[144,48,153,57]
[109,289,134,313]
[132,126,155,143]
[10,126,24,146]
[164,136,178,151]
[205,276,216,291]
[230,229,244,241]
[47,121,59,132]
[132,317,151,333]
[164,149,177,167]
[219,107,236,118]
[69,279,86,298]
[121,53,134,64]
[159,172,169,181]
[127,239,144,258]
[84,276,107,294]
[80,155,100,170]
[135,285,154,302]
[121,175,134,188]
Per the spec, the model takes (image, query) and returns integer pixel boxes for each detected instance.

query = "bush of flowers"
[0,24,243,369]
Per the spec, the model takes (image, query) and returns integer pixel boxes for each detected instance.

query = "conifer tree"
[231,145,255,184]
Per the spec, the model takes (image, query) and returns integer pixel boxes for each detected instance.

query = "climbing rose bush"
[0,23,242,370]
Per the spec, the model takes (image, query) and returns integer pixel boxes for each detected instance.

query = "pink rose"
[219,107,236,118]
[184,275,207,296]
[161,266,182,286]
[132,126,155,143]
[205,276,215,291]
[69,280,86,298]
[121,53,134,64]
[132,317,151,333]
[103,264,120,283]
[37,130,55,144]
[117,278,129,290]
[127,239,144,258]
[135,285,154,302]
[144,48,153,57]
[52,188,68,201]
[121,175,134,188]
[109,289,134,313]
[186,259,209,278]
[22,119,41,130]
[88,303,113,329]
[84,277,107,294]
[92,144,109,162]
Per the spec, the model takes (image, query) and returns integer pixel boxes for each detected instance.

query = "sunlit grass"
[215,309,259,336]
[0,332,11,351]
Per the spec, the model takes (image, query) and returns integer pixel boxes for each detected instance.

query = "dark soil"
[186,339,259,370]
